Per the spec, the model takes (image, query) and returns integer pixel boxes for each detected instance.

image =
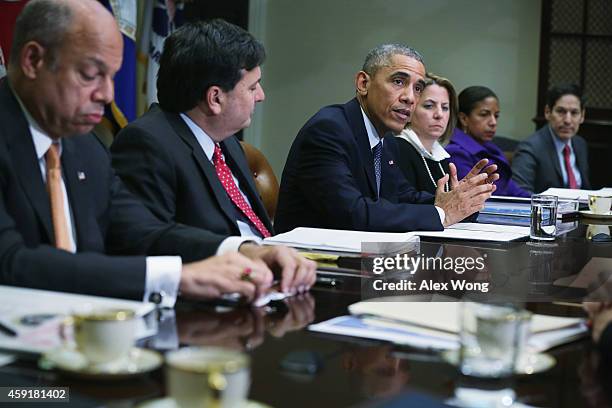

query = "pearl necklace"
[420,152,449,192]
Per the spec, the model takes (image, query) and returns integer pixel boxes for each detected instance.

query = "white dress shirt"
[549,125,582,188]
[360,108,446,225]
[180,113,264,240]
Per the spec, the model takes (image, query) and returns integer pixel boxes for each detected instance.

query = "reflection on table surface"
[175,293,315,351]
[1,220,611,407]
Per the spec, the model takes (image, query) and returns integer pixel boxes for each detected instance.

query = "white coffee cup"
[62,307,136,365]
[589,195,612,215]
[166,347,250,408]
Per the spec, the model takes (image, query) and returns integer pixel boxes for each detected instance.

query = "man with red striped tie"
[512,84,591,194]
[112,20,316,295]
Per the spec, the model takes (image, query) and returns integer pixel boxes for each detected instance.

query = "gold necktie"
[45,143,72,251]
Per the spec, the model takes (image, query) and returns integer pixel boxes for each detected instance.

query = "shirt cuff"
[144,256,182,308]
[216,236,262,255]
[434,206,446,226]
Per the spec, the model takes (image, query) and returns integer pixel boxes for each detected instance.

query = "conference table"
[1,218,611,407]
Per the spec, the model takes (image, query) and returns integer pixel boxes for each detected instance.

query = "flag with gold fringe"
[99,0,137,134]
[140,0,185,108]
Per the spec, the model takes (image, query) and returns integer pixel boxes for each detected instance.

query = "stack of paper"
[264,227,419,253]
[309,297,586,352]
[482,196,579,219]
[482,197,532,217]
[0,285,156,356]
[266,224,528,250]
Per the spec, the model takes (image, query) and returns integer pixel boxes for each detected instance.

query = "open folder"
[347,299,583,333]
[309,297,586,352]
[0,285,156,356]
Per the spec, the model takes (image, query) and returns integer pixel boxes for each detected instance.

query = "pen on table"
[0,320,18,337]
[316,276,339,287]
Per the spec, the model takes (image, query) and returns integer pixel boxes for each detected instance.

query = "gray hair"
[362,44,424,76]
[10,0,74,71]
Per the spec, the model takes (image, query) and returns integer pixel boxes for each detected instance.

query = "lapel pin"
[77,171,86,180]
[388,160,394,165]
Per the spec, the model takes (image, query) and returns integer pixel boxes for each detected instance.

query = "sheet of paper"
[253,290,292,307]
[0,285,156,356]
[527,323,588,352]
[264,227,419,253]
[540,187,612,202]
[486,195,531,202]
[415,223,530,242]
[348,298,583,333]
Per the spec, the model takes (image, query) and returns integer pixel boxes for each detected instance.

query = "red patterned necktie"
[562,144,578,189]
[213,143,271,238]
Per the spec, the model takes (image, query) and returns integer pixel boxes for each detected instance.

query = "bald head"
[10,0,119,72]
[65,0,122,41]
[9,0,123,139]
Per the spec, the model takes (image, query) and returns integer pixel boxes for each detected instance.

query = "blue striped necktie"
[372,141,383,197]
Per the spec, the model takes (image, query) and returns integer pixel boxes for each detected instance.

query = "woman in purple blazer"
[446,86,530,197]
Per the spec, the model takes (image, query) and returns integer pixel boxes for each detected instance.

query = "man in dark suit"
[512,84,591,194]
[111,20,315,294]
[0,0,307,305]
[275,44,497,233]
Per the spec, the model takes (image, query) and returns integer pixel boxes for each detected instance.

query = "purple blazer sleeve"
[445,143,476,181]
[504,178,532,198]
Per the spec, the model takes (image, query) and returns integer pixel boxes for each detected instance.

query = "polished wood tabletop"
[1,220,611,407]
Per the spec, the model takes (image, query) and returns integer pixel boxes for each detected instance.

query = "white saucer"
[39,347,163,380]
[441,350,556,377]
[580,210,612,220]
[136,397,271,408]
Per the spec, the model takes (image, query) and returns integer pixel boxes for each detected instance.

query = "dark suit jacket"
[275,98,443,233]
[0,82,226,300]
[111,105,272,238]
[396,138,451,196]
[512,126,591,194]
[600,323,612,364]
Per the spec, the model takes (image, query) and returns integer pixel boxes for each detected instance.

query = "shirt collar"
[396,128,450,161]
[360,107,383,149]
[13,89,59,160]
[180,113,216,161]
[549,125,572,153]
